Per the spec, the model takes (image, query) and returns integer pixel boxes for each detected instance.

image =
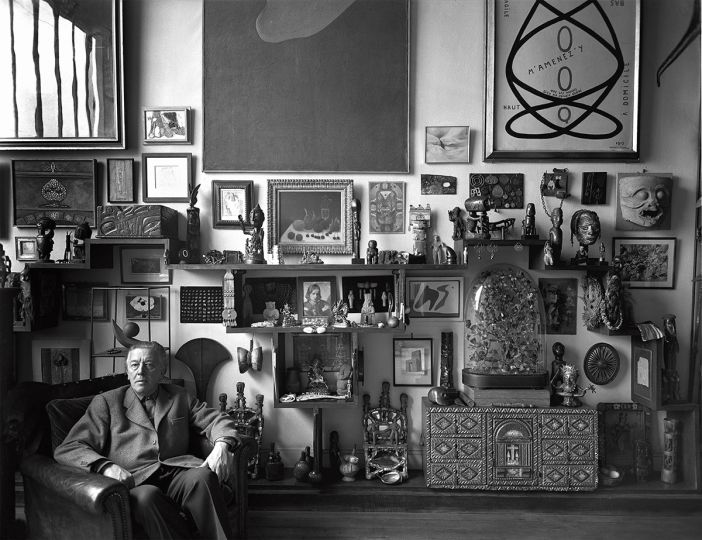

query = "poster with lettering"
[485,0,640,160]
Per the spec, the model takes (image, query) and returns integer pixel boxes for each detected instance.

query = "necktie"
[143,396,155,424]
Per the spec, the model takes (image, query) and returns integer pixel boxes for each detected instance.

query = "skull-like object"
[619,175,671,228]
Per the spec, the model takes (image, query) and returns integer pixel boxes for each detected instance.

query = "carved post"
[661,417,681,484]
[440,331,454,388]
[351,199,364,264]
[550,342,565,406]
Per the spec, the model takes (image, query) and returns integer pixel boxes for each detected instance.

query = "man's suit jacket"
[54,383,240,486]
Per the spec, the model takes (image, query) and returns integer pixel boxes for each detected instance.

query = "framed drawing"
[15,237,38,261]
[120,247,171,284]
[484,0,640,160]
[406,278,462,319]
[32,339,90,384]
[0,0,124,149]
[267,179,353,254]
[368,181,405,233]
[393,338,433,387]
[203,0,409,172]
[212,180,253,229]
[613,237,676,289]
[297,276,338,324]
[144,107,191,144]
[615,173,672,230]
[107,158,135,203]
[538,277,578,335]
[425,126,470,163]
[12,159,97,227]
[125,294,164,320]
[630,335,663,410]
[142,153,192,202]
[62,282,108,321]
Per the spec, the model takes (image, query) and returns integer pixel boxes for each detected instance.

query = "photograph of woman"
[303,283,332,317]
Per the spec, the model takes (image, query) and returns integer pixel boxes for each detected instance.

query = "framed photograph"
[597,402,652,480]
[341,275,396,314]
[630,335,664,410]
[142,153,192,202]
[0,0,124,150]
[406,278,462,319]
[612,237,676,289]
[32,339,90,384]
[538,278,578,335]
[297,276,338,324]
[420,175,457,195]
[368,181,405,234]
[12,159,97,227]
[484,0,640,160]
[393,338,434,387]
[144,107,191,144]
[107,158,135,203]
[425,126,470,163]
[15,237,38,261]
[615,173,672,230]
[469,173,524,209]
[125,294,164,320]
[62,282,108,321]
[212,180,253,229]
[267,179,353,254]
[120,247,171,284]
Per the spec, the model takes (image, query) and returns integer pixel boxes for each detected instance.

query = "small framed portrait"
[425,126,470,163]
[615,173,672,230]
[297,276,338,324]
[142,153,192,202]
[125,294,165,320]
[32,339,90,384]
[143,107,191,144]
[538,278,578,335]
[406,277,462,319]
[107,158,135,203]
[393,338,433,387]
[15,236,38,261]
[212,180,253,229]
[613,237,676,289]
[368,181,405,233]
[62,282,108,321]
[120,247,171,284]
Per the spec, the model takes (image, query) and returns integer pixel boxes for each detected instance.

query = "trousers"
[129,465,233,540]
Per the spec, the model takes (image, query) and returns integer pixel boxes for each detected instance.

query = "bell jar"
[463,263,548,388]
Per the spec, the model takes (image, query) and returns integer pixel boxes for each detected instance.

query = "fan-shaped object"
[583,343,620,385]
[175,338,231,401]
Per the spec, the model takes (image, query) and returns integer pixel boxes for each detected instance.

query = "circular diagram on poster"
[583,342,620,385]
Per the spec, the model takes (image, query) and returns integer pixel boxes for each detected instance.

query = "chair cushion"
[46,395,95,453]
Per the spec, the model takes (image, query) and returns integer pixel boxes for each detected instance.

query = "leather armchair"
[5,375,255,540]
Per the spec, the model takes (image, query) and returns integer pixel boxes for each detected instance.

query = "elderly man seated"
[54,341,240,540]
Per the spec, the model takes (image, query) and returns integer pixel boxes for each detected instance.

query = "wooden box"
[96,205,178,239]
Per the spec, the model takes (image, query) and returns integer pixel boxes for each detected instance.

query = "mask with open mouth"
[619,175,671,228]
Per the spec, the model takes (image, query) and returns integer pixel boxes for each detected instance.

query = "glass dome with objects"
[463,263,548,389]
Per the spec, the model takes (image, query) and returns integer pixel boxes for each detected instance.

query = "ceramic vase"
[340,446,360,482]
[293,450,311,482]
[263,301,280,324]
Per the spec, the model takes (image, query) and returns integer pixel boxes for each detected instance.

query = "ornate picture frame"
[267,179,353,254]
[484,0,640,160]
[613,237,676,289]
[212,180,253,229]
[393,337,434,387]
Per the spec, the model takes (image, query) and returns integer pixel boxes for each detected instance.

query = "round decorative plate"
[583,343,620,385]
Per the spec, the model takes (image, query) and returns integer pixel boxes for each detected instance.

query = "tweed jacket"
[54,383,239,486]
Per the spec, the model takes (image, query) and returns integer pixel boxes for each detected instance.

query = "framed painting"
[538,277,578,335]
[142,153,192,202]
[393,338,433,387]
[62,282,108,321]
[406,278,462,319]
[143,107,191,144]
[420,175,457,195]
[107,158,135,203]
[267,179,353,254]
[425,126,470,163]
[469,173,524,209]
[15,237,38,261]
[368,181,405,234]
[12,159,97,227]
[0,0,124,149]
[613,237,676,289]
[212,180,253,229]
[615,173,672,230]
[203,0,409,172]
[297,276,338,325]
[32,339,90,384]
[120,247,171,284]
[125,294,165,320]
[630,335,663,410]
[484,0,640,160]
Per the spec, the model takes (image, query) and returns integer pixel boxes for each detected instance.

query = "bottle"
[293,450,311,482]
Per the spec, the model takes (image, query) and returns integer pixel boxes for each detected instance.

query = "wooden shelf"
[168,263,467,273]
[274,399,358,409]
[226,324,405,334]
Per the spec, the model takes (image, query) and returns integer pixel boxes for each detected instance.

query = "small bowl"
[599,466,624,487]
[380,471,402,485]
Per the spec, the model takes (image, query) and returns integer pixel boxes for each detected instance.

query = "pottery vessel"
[340,448,360,482]
[263,301,280,324]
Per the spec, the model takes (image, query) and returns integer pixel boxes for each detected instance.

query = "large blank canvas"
[203,0,409,172]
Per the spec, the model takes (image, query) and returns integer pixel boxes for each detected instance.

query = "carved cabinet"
[422,398,598,491]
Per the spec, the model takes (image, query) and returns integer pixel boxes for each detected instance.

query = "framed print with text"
[484,0,640,160]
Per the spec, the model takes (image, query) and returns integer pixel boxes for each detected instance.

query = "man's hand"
[102,463,135,490]
[200,440,233,483]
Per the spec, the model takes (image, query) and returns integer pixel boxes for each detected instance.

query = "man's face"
[126,346,165,398]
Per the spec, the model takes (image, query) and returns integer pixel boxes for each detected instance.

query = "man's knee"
[182,467,220,489]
